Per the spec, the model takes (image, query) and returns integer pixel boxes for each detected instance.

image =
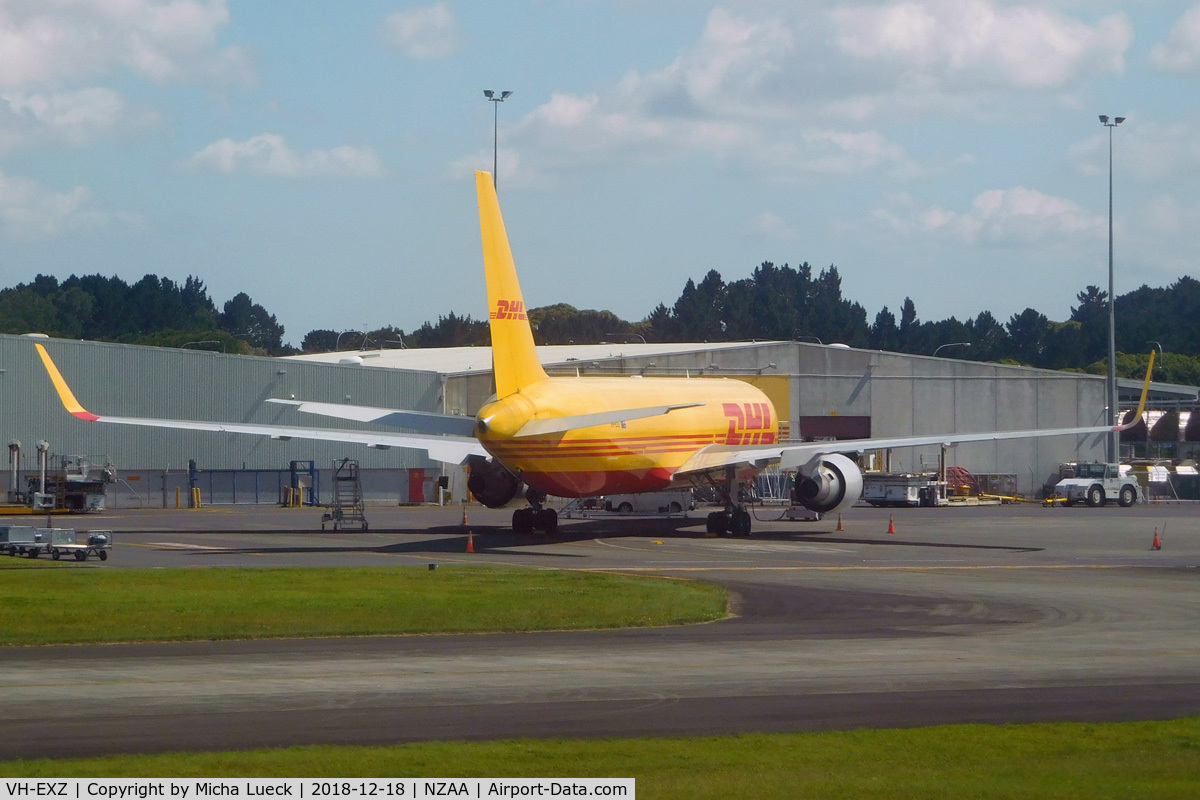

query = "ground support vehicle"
[26,455,116,512]
[1053,462,1140,507]
[1,526,112,560]
[603,490,694,515]
[862,472,947,507]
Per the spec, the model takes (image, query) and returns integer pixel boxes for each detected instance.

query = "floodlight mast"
[1099,113,1125,462]
[484,89,512,190]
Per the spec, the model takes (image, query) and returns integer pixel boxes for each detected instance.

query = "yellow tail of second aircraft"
[477,171,549,398]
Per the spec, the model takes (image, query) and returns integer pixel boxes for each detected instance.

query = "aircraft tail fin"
[476,170,548,398]
[1116,349,1156,431]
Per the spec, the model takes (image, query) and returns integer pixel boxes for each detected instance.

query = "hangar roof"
[285,339,1199,403]
[285,341,767,375]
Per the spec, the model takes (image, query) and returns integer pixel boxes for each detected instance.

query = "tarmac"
[1,501,1197,759]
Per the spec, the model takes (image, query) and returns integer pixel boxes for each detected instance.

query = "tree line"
[3,267,1198,385]
[0,274,285,354]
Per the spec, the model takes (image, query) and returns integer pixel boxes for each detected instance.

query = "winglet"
[35,344,100,421]
[476,170,549,398]
[1116,349,1156,431]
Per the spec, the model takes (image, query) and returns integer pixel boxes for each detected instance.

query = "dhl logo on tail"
[723,402,776,445]
[491,300,527,321]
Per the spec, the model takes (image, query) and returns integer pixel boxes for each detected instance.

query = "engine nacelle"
[792,453,863,515]
[466,456,523,509]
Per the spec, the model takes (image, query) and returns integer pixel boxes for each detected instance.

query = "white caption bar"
[0,780,634,800]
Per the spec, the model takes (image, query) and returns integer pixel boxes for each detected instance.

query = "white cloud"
[0,169,138,238]
[1150,4,1200,72]
[1069,121,1200,183]
[832,0,1131,89]
[917,187,1104,245]
[182,134,386,179]
[745,212,796,240]
[0,88,158,152]
[0,0,253,89]
[1141,194,1200,236]
[478,3,1127,185]
[381,2,462,60]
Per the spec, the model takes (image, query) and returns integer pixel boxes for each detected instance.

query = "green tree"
[1005,308,1051,365]
[301,329,340,353]
[220,292,285,353]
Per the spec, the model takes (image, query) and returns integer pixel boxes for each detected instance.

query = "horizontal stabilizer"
[515,403,705,438]
[267,399,477,437]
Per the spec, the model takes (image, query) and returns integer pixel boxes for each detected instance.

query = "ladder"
[321,458,368,531]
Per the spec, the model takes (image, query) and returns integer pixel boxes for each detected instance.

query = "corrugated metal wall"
[2,335,1112,498]
[1,335,442,474]
[513,341,1108,496]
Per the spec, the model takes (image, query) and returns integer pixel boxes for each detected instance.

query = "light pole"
[933,342,970,358]
[1100,114,1125,462]
[484,90,512,189]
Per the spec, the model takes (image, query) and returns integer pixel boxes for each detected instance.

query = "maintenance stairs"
[321,458,368,531]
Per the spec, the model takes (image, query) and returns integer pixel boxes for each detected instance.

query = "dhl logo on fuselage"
[491,299,527,321]
[723,402,776,445]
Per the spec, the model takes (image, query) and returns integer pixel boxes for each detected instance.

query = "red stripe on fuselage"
[521,467,677,497]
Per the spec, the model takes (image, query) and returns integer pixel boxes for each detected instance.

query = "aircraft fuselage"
[475,375,777,497]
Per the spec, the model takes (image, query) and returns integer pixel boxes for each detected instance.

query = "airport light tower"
[1100,114,1125,462]
[484,90,512,190]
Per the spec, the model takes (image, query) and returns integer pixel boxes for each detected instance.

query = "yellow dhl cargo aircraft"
[36,171,1154,535]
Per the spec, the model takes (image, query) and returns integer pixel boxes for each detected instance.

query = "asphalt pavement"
[1,501,1197,759]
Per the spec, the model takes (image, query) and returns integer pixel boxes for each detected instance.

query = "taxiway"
[1,503,1197,758]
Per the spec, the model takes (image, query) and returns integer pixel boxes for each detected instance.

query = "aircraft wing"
[676,349,1157,477]
[35,344,487,464]
[266,399,478,436]
[673,424,1117,476]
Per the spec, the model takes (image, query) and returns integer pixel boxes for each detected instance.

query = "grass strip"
[0,566,726,645]
[2,719,1198,798]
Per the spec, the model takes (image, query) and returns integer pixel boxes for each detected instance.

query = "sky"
[1,1,1198,348]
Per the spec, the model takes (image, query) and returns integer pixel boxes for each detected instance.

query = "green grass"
[3,719,1198,798]
[0,566,727,645]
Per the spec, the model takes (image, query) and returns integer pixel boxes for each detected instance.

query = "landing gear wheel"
[730,510,752,537]
[512,507,535,534]
[536,508,558,534]
[1118,485,1136,507]
[1086,485,1104,507]
[706,511,730,534]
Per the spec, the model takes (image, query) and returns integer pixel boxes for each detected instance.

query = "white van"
[603,490,693,514]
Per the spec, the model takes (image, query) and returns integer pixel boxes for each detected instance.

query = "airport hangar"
[2,331,1195,508]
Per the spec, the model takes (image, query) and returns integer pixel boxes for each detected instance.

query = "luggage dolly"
[49,530,113,562]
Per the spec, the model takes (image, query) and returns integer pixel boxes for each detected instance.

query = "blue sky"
[2,1,1198,347]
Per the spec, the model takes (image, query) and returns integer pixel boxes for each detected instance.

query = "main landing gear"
[512,487,558,534]
[703,465,753,536]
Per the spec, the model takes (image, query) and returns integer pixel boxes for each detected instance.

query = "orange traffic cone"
[466,531,475,554]
[1151,527,1162,551]
[461,505,469,525]
[836,513,844,531]
[887,515,896,534]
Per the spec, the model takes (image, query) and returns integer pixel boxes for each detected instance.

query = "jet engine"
[466,456,523,509]
[792,453,863,515]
